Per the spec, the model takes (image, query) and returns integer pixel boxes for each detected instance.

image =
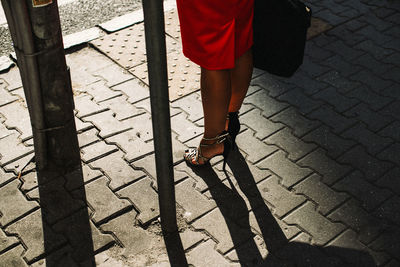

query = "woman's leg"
[228,49,253,113]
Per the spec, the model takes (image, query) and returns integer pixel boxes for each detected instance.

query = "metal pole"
[142,0,177,233]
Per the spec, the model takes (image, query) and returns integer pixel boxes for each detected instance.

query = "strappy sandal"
[184,131,232,170]
[227,112,240,150]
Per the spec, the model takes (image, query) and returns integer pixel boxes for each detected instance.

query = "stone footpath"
[0,0,399,266]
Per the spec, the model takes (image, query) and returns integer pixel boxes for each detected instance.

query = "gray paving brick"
[257,175,306,217]
[305,40,335,61]
[192,208,253,255]
[89,151,145,191]
[385,259,400,267]
[171,93,203,122]
[294,174,349,215]
[374,196,400,225]
[270,107,321,137]
[380,100,400,121]
[266,127,317,161]
[77,128,100,148]
[313,86,360,112]
[5,209,66,263]
[298,148,352,185]
[357,25,393,45]
[381,67,400,85]
[92,64,133,87]
[74,94,107,118]
[0,179,38,226]
[341,122,394,154]
[299,55,331,78]
[64,164,103,191]
[80,141,119,163]
[287,71,329,95]
[99,96,146,121]
[82,176,131,224]
[369,226,400,262]
[251,74,294,97]
[240,109,284,140]
[319,55,362,77]
[30,246,77,267]
[0,101,32,141]
[0,67,23,91]
[354,53,395,76]
[314,9,348,25]
[354,40,395,60]
[333,171,392,211]
[376,168,400,195]
[20,171,38,193]
[111,78,150,104]
[236,129,278,164]
[326,24,367,46]
[175,179,216,222]
[74,116,93,133]
[0,166,15,187]
[278,88,323,114]
[171,112,203,143]
[106,129,153,162]
[83,110,132,138]
[308,105,357,134]
[346,86,394,111]
[316,70,361,94]
[0,245,28,266]
[0,84,18,108]
[116,177,159,225]
[283,201,346,245]
[325,40,365,60]
[243,89,289,118]
[0,228,19,253]
[382,53,400,68]
[124,113,154,142]
[258,150,312,188]
[100,211,162,258]
[338,145,394,181]
[328,198,384,244]
[3,154,34,175]
[225,235,268,266]
[187,239,239,267]
[350,69,393,93]
[345,103,395,132]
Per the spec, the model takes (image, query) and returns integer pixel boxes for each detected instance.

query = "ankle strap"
[201,131,229,146]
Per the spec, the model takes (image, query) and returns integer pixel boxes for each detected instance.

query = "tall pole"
[142,0,177,233]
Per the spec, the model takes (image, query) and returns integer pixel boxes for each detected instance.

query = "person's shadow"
[190,149,376,267]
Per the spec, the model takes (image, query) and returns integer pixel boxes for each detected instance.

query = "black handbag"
[253,0,312,77]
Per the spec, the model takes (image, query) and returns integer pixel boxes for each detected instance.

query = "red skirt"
[176,0,254,70]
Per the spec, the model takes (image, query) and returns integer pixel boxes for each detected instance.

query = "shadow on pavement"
[163,229,189,267]
[190,150,376,267]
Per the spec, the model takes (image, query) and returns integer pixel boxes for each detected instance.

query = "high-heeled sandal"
[184,131,232,170]
[227,112,240,150]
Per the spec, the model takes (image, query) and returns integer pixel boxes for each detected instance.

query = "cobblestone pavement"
[0,0,399,266]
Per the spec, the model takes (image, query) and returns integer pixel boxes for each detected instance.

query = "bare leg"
[228,49,253,113]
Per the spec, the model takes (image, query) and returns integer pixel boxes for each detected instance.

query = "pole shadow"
[162,229,189,267]
[190,150,377,267]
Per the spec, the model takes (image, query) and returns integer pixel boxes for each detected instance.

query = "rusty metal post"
[142,0,177,233]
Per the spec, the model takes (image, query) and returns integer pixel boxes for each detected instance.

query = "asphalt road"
[0,0,142,57]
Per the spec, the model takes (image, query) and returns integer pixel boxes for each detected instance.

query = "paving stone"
[381,67,400,84]
[257,175,306,217]
[175,179,216,222]
[380,100,400,121]
[316,70,361,94]
[350,69,393,93]
[346,86,394,111]
[305,40,335,61]
[257,150,312,188]
[111,78,150,104]
[376,168,400,195]
[251,74,294,97]
[266,127,317,161]
[3,154,35,175]
[338,145,394,182]
[283,201,346,245]
[82,176,132,224]
[244,89,289,118]
[30,246,78,267]
[77,128,100,148]
[0,179,38,226]
[63,27,102,49]
[0,56,14,72]
[5,209,66,263]
[270,107,321,137]
[123,113,153,142]
[179,227,207,250]
[99,96,146,121]
[0,245,28,266]
[170,93,203,122]
[326,23,367,46]
[74,94,107,118]
[92,64,133,87]
[116,177,159,225]
[0,84,18,108]
[20,171,38,193]
[0,166,15,187]
[278,88,323,114]
[106,129,153,162]
[294,174,349,215]
[240,109,285,140]
[319,54,362,77]
[354,53,395,76]
[0,228,19,253]
[374,196,400,225]
[327,230,384,267]
[80,141,119,163]
[89,151,145,191]
[308,105,357,134]
[74,116,93,133]
[298,148,352,185]
[328,198,384,244]
[345,103,395,132]
[299,55,331,78]
[81,80,122,103]
[325,39,365,60]
[369,226,400,262]
[62,165,103,192]
[341,122,394,155]
[0,101,32,141]
[0,67,23,91]
[100,211,164,259]
[171,112,203,143]
[192,208,254,255]
[83,110,132,138]
[354,40,394,60]
[225,235,268,266]
[357,25,393,45]
[313,86,360,113]
[377,143,400,166]
[98,8,144,32]
[187,239,239,266]
[236,129,278,164]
